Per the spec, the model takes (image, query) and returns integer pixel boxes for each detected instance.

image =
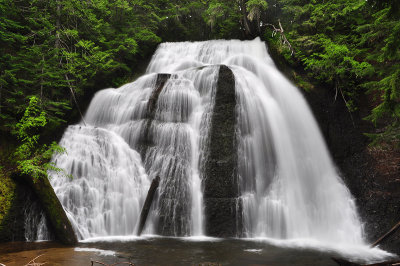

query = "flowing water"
[40,38,393,262]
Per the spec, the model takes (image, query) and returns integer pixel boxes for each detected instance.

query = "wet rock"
[304,73,400,254]
[203,65,242,237]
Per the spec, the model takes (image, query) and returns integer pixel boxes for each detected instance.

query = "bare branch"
[265,20,295,56]
[65,74,87,126]
[24,254,46,266]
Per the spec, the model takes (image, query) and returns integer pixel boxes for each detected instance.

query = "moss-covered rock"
[0,171,45,242]
[15,173,77,245]
[0,173,16,226]
[0,172,24,242]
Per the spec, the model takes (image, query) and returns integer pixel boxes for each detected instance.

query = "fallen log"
[333,220,400,266]
[137,176,160,236]
[371,221,400,248]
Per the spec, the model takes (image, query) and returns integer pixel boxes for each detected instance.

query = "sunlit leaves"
[13,96,66,180]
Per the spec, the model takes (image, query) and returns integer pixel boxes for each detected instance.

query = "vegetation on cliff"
[0,0,399,245]
[1,0,398,160]
[266,0,400,145]
[0,173,16,225]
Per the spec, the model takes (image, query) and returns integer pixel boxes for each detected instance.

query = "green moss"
[0,172,16,224]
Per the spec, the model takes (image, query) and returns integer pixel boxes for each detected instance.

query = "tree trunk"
[137,176,160,236]
[239,0,252,37]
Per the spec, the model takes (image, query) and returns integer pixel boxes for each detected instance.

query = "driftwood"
[91,260,134,266]
[137,176,160,236]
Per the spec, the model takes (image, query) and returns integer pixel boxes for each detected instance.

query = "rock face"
[203,65,242,237]
[304,75,400,255]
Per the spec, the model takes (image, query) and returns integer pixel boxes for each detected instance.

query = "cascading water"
[48,38,365,246]
[50,55,219,239]
[231,59,363,244]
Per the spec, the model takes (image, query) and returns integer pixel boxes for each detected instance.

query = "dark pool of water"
[0,238,393,266]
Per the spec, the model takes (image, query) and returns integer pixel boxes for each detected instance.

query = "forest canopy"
[0,0,399,177]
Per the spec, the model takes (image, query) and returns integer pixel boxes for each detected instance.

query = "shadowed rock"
[203,65,242,237]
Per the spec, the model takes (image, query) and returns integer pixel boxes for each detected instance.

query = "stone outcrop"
[203,65,242,237]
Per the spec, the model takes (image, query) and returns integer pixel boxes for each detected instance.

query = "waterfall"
[23,193,53,241]
[48,38,364,245]
[230,57,363,244]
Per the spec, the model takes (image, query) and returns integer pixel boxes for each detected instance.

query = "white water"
[231,60,363,244]
[49,38,370,251]
[50,51,220,239]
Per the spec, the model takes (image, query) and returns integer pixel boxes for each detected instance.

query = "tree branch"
[265,20,294,56]
[65,74,87,126]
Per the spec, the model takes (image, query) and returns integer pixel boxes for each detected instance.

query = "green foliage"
[302,38,373,110]
[1,0,399,149]
[246,0,268,22]
[13,96,65,180]
[203,0,243,38]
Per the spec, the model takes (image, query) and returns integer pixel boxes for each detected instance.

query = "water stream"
[44,38,389,260]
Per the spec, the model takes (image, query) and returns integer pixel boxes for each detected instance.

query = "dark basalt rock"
[305,86,400,255]
[203,198,242,237]
[301,72,400,255]
[203,65,242,237]
[15,173,77,245]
